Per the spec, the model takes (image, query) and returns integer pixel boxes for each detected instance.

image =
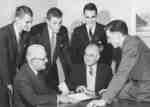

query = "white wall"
[0,0,57,27]
[0,0,14,27]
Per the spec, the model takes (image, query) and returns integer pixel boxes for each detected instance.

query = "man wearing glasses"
[70,2,113,66]
[14,44,75,107]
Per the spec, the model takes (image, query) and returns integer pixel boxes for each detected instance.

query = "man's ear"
[96,54,100,60]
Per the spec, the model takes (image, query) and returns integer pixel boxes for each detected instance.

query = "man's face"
[17,14,33,32]
[84,47,99,66]
[32,52,48,71]
[106,30,122,48]
[47,17,62,33]
[84,10,97,28]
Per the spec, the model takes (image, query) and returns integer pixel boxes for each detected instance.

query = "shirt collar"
[86,24,96,34]
[87,63,97,73]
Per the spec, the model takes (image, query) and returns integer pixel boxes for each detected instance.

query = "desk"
[40,99,150,107]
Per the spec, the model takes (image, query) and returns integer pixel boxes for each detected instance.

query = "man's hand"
[58,82,70,95]
[76,85,86,93]
[86,99,107,107]
[98,89,107,95]
[7,84,13,94]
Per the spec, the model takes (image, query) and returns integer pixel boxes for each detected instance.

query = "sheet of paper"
[67,92,96,102]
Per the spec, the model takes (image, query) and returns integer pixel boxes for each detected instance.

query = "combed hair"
[83,2,97,15]
[46,7,62,20]
[105,20,128,35]
[15,5,33,17]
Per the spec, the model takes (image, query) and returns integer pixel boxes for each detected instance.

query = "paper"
[67,93,96,102]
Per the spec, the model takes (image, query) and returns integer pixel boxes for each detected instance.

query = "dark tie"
[89,29,93,37]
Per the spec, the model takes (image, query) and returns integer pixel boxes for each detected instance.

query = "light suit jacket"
[102,36,150,103]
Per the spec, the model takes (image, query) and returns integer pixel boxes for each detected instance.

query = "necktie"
[89,66,93,76]
[89,29,93,37]
[51,33,56,62]
[89,28,93,41]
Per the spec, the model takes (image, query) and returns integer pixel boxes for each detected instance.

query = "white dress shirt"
[86,64,97,91]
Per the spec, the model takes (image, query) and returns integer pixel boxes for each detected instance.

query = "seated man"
[70,43,112,95]
[13,44,74,107]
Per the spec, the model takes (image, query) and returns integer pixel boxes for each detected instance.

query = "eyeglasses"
[32,57,47,62]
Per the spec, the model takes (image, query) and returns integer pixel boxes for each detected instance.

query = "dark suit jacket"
[102,36,150,102]
[70,23,113,65]
[0,23,30,85]
[30,23,72,91]
[70,63,112,94]
[13,64,57,107]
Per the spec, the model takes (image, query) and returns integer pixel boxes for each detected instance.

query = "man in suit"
[30,7,71,94]
[14,44,76,107]
[70,43,112,95]
[70,2,113,65]
[87,20,150,107]
[0,5,33,107]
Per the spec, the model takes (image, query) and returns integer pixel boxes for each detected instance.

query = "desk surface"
[41,99,150,107]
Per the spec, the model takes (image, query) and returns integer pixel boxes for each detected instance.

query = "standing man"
[70,2,113,65]
[87,20,150,107]
[0,5,33,107]
[30,7,71,94]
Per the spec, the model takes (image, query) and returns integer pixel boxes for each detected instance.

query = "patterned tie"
[89,66,93,76]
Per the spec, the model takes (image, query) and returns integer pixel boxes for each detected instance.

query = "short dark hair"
[15,5,33,17]
[46,7,63,20]
[105,20,128,35]
[83,2,97,15]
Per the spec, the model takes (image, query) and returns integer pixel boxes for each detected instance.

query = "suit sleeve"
[102,41,139,103]
[102,65,113,89]
[0,33,11,85]
[70,28,82,63]
[15,79,57,106]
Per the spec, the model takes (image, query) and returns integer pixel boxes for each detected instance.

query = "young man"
[70,2,113,66]
[87,20,150,107]
[0,5,33,107]
[70,43,112,96]
[14,44,75,107]
[30,7,71,94]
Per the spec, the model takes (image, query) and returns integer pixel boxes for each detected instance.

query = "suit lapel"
[8,24,18,63]
[42,24,52,63]
[92,23,100,41]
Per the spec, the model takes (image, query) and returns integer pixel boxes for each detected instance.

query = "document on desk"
[67,92,96,102]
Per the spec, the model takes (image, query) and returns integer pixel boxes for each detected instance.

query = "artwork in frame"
[136,0,150,47]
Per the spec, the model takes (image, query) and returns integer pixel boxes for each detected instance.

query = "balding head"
[84,43,100,66]
[26,44,48,71]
